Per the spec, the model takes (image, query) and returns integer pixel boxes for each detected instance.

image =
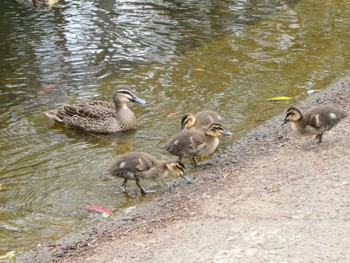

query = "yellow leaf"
[0,251,16,261]
[266,96,294,101]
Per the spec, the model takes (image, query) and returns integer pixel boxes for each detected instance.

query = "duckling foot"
[305,134,323,149]
[192,158,199,167]
[121,179,128,193]
[304,140,321,150]
[141,189,157,195]
[136,180,156,195]
[316,134,323,144]
[305,143,319,150]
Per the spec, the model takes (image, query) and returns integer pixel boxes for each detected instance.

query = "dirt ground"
[18,76,350,263]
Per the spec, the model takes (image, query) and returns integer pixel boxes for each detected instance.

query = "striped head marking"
[176,161,185,173]
[166,161,185,176]
[181,114,196,129]
[284,107,302,123]
[206,123,224,137]
[114,86,134,102]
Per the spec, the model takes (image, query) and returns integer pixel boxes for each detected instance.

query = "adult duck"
[45,86,146,133]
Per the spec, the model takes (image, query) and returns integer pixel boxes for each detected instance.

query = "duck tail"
[45,110,63,123]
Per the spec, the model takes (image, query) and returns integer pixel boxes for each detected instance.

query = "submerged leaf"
[39,82,59,94]
[84,205,113,215]
[167,109,184,118]
[266,96,294,101]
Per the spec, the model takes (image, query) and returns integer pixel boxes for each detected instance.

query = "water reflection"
[1,0,350,255]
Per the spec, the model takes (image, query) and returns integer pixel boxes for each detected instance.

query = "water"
[1,0,350,255]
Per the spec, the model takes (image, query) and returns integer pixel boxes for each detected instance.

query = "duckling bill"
[45,86,146,133]
[107,152,191,195]
[282,105,349,144]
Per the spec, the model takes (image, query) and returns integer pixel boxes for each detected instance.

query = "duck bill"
[133,96,147,105]
[281,119,288,126]
[181,173,192,183]
[223,130,233,136]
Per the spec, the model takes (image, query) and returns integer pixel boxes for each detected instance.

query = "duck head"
[282,106,302,125]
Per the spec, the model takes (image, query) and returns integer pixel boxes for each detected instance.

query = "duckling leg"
[136,178,155,194]
[121,179,128,192]
[316,133,323,144]
[192,157,198,167]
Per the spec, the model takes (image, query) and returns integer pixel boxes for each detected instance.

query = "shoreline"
[18,75,350,262]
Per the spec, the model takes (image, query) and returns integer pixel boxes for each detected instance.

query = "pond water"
[1,0,350,255]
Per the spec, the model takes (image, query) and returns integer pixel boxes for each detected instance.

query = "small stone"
[125,206,137,215]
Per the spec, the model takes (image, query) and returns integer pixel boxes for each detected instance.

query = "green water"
[1,0,350,256]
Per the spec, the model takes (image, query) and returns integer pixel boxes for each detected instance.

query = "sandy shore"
[18,76,350,263]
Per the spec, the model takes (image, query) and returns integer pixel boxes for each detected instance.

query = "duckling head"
[181,113,196,130]
[282,106,302,125]
[165,161,192,183]
[113,86,146,106]
[205,123,224,137]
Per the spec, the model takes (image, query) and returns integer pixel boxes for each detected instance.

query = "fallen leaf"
[39,83,59,94]
[0,251,16,261]
[266,96,294,101]
[84,205,113,215]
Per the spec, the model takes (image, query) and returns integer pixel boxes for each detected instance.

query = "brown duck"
[45,86,146,133]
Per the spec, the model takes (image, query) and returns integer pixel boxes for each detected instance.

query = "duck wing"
[107,152,158,180]
[83,100,114,109]
[164,131,204,157]
[62,101,115,120]
[305,106,348,133]
[46,101,120,132]
[136,154,158,171]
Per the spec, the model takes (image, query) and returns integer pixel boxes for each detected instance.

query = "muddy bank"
[18,76,350,263]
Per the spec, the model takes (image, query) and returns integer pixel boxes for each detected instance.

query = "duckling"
[106,152,191,194]
[163,122,224,166]
[45,86,146,133]
[181,110,232,136]
[282,105,349,144]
